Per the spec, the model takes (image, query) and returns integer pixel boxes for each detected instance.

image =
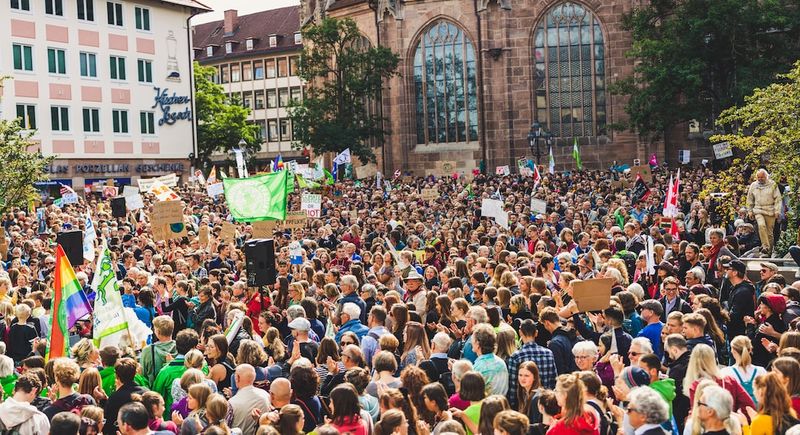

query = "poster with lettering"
[219,221,237,242]
[283,212,307,231]
[150,181,181,202]
[421,188,439,202]
[355,163,378,179]
[251,220,278,238]
[496,165,510,176]
[301,193,322,218]
[103,186,119,198]
[712,141,733,159]
[138,174,179,191]
[207,182,224,198]
[530,198,547,215]
[151,200,186,241]
[630,165,653,183]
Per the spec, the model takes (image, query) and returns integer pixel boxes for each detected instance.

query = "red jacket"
[246,292,269,335]
[547,411,600,435]
[689,375,755,413]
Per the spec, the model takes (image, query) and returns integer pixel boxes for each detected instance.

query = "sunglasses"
[628,351,641,357]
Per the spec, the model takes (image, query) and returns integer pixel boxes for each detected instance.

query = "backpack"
[731,366,758,407]
[0,418,23,435]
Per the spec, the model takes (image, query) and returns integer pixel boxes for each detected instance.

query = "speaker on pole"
[110,196,126,218]
[57,230,84,267]
[244,239,276,287]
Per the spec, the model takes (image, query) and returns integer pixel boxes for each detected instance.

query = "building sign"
[75,164,131,174]
[152,87,192,126]
[136,163,186,173]
[46,163,186,175]
[44,165,69,174]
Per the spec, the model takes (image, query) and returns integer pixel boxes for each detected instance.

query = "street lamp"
[528,121,550,166]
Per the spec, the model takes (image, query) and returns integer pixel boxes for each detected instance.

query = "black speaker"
[244,238,276,287]
[57,230,84,267]
[111,196,126,218]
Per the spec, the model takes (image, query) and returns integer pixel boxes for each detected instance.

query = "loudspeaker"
[111,196,126,218]
[244,238,276,287]
[57,230,84,267]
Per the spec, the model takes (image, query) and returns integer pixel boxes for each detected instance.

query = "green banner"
[223,171,289,222]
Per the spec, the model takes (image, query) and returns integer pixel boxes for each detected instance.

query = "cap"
[621,366,650,389]
[759,293,787,315]
[404,271,424,281]
[287,317,311,331]
[760,262,779,272]
[728,259,747,275]
[638,299,664,317]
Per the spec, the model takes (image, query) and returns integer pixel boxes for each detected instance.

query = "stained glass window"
[533,2,606,138]
[413,21,478,145]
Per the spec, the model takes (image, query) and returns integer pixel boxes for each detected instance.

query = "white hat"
[287,317,311,331]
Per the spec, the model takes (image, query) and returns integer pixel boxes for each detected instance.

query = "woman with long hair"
[391,304,409,352]
[374,409,408,435]
[272,404,305,435]
[450,372,486,435]
[262,327,287,363]
[171,383,212,432]
[140,390,178,434]
[747,372,798,434]
[328,384,370,435]
[400,365,431,426]
[696,308,729,365]
[721,336,766,407]
[273,277,290,310]
[476,395,510,435]
[379,388,423,435]
[77,368,102,398]
[314,337,343,386]
[400,322,431,369]
[421,383,452,431]
[204,334,234,391]
[71,339,100,371]
[683,344,755,413]
[290,365,322,432]
[546,373,599,435]
[516,361,542,423]
[771,357,800,416]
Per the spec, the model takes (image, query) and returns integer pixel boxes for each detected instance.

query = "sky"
[191,0,300,24]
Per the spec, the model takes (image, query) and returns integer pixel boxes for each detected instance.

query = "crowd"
[0,164,799,435]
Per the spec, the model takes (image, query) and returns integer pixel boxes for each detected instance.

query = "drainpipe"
[186,9,203,172]
[473,0,488,173]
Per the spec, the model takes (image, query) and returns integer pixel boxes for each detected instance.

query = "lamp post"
[528,121,550,166]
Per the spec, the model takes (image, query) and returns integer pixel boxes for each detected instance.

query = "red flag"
[669,217,680,240]
[631,174,651,204]
[532,165,541,186]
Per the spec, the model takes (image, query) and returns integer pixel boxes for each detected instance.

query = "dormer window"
[225,42,233,54]
[246,38,254,50]
[206,46,214,56]
[294,32,302,44]
[269,35,277,47]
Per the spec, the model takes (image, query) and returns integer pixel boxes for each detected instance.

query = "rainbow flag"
[47,245,93,360]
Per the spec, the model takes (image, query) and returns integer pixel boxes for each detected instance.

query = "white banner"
[83,215,96,262]
[125,194,144,210]
[149,180,181,201]
[712,142,733,159]
[92,247,134,348]
[137,174,179,191]
[531,198,547,215]
[207,182,224,197]
[481,199,504,219]
[62,193,79,205]
[301,193,322,218]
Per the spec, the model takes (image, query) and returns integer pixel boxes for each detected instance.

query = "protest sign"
[137,173,179,191]
[151,200,186,241]
[251,220,278,238]
[572,278,614,312]
[301,193,322,218]
[283,211,307,230]
[150,181,180,201]
[289,241,303,265]
[481,199,504,219]
[713,141,733,159]
[122,186,139,197]
[103,186,118,198]
[207,182,224,197]
[0,234,7,259]
[355,163,378,179]
[199,225,209,245]
[631,165,652,183]
[496,165,510,176]
[61,193,79,205]
[421,188,439,202]
[679,150,691,164]
[531,198,547,215]
[219,221,236,242]
[125,194,144,211]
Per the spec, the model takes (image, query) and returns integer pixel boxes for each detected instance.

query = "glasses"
[760,269,769,273]
[627,407,639,414]
[629,351,641,357]
[698,402,708,408]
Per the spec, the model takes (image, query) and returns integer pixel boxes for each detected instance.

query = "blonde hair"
[555,373,586,425]
[70,338,97,368]
[606,258,630,285]
[686,379,719,435]
[730,336,753,369]
[184,349,205,369]
[188,383,213,411]
[180,368,206,392]
[683,344,720,396]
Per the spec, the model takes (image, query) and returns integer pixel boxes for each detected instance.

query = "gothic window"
[533,2,606,138]
[413,21,478,145]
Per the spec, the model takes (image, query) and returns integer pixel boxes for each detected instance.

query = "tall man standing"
[747,169,782,256]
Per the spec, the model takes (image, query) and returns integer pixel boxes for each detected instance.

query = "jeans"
[790,245,800,267]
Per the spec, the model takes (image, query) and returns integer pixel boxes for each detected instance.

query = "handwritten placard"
[283,211,307,230]
[251,220,278,238]
[355,163,378,179]
[219,221,237,242]
[421,188,439,202]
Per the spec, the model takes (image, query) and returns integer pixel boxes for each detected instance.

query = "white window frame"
[50,106,70,132]
[269,35,277,47]
[112,109,129,133]
[47,47,67,75]
[246,39,254,50]
[12,43,34,72]
[140,111,155,135]
[82,107,101,133]
[294,32,302,44]
[11,0,31,12]
[134,6,150,31]
[206,46,214,57]
[15,104,36,130]
[77,0,94,21]
[109,55,126,81]
[107,1,123,26]
[225,42,233,54]
[79,52,97,78]
[44,0,64,16]
[137,58,152,83]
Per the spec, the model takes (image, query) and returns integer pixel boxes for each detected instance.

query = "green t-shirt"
[464,402,482,435]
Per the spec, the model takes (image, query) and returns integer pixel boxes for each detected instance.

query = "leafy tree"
[194,61,260,169]
[702,61,800,231]
[289,18,399,164]
[0,77,54,214]
[613,0,800,141]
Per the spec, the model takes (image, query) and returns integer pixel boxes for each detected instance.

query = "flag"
[323,168,335,186]
[466,183,474,199]
[532,165,541,187]
[60,184,76,196]
[630,174,651,204]
[663,174,674,215]
[92,245,130,348]
[548,146,556,174]
[225,312,245,345]
[663,170,680,217]
[223,171,289,222]
[296,173,321,190]
[233,148,248,178]
[572,138,582,170]
[669,218,680,240]
[83,214,96,262]
[645,235,655,275]
[648,153,659,168]
[333,148,352,165]
[274,154,284,172]
[47,245,93,360]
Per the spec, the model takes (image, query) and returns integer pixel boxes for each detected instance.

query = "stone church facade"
[302,0,707,174]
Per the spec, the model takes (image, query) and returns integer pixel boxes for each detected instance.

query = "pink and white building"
[1,0,211,188]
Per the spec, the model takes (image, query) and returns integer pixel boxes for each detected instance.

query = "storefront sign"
[152,87,192,126]
[75,164,130,174]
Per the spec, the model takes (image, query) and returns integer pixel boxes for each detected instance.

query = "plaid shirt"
[507,341,557,408]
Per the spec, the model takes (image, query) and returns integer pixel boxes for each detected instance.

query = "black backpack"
[0,418,24,435]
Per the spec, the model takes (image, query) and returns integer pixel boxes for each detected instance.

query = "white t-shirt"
[721,364,767,387]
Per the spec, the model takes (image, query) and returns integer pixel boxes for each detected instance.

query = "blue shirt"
[473,353,508,396]
[335,318,369,342]
[637,321,664,359]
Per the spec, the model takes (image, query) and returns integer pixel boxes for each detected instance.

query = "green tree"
[194,61,259,169]
[0,78,54,214]
[702,61,800,229]
[613,0,800,141]
[289,18,399,164]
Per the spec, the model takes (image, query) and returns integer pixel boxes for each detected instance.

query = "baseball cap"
[728,259,747,275]
[287,317,311,331]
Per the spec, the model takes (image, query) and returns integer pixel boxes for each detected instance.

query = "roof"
[192,6,302,63]
[159,0,212,12]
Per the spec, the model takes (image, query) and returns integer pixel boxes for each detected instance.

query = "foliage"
[701,61,800,221]
[0,101,54,214]
[613,0,800,141]
[288,18,399,164]
[194,61,260,169]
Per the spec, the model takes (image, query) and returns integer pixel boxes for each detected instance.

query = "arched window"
[413,21,479,145]
[533,2,606,138]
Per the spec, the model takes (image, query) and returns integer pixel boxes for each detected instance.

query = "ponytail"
[556,373,586,425]
[731,336,752,369]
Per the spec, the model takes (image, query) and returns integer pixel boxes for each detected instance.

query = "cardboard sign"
[219,221,236,242]
[122,186,140,197]
[125,194,145,211]
[138,173,179,191]
[421,188,439,202]
[207,182,224,197]
[199,225,209,245]
[152,223,187,241]
[631,165,652,183]
[283,211,307,230]
[301,193,322,218]
[251,220,278,238]
[103,186,119,198]
[0,235,7,260]
[441,161,457,174]
[152,200,183,225]
[713,141,733,159]
[531,198,547,215]
[572,278,614,312]
[355,163,378,180]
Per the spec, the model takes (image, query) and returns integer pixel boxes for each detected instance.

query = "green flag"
[572,137,582,171]
[296,173,321,190]
[322,169,335,186]
[223,171,288,221]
